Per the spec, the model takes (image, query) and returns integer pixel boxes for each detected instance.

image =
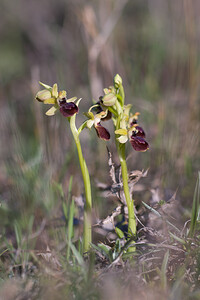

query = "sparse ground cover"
[0,1,200,299]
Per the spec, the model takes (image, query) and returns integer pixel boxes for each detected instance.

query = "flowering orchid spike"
[114,105,149,151]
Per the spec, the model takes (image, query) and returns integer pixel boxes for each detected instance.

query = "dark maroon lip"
[95,122,110,141]
[130,135,149,152]
[131,126,146,138]
[59,102,79,117]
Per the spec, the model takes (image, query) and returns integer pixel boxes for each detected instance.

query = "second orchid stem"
[75,138,92,253]
[118,144,137,244]
[70,115,92,253]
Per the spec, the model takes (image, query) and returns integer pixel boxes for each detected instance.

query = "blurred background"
[0,0,200,239]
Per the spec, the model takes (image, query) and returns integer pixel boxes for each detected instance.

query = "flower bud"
[36,89,52,102]
[102,92,117,107]
[114,74,122,88]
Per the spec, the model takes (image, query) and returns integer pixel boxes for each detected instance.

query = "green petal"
[103,88,110,94]
[58,90,67,98]
[75,98,82,106]
[52,83,58,98]
[66,97,77,103]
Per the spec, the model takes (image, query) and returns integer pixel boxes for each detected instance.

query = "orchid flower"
[35,82,78,117]
[85,106,110,141]
[115,108,149,152]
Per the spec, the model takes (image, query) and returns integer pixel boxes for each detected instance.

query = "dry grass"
[0,0,200,299]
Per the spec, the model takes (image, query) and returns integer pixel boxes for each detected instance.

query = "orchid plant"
[35,82,92,253]
[84,74,149,250]
[35,75,149,255]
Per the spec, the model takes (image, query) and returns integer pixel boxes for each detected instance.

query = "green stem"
[70,115,92,253]
[75,139,92,252]
[118,144,136,238]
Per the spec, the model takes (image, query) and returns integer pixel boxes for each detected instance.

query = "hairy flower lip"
[95,122,110,141]
[134,125,146,138]
[130,135,149,152]
[59,102,79,117]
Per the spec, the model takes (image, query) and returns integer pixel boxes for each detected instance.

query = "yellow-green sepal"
[124,104,132,118]
[115,129,127,135]
[84,111,94,120]
[102,93,117,106]
[52,83,58,98]
[43,98,56,104]
[35,89,52,102]
[39,82,52,90]
[45,106,57,116]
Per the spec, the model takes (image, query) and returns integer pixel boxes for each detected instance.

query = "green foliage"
[0,1,200,299]
[91,240,123,263]
[189,172,200,237]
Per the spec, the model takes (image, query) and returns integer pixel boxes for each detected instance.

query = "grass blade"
[161,250,169,290]
[68,239,84,267]
[189,171,200,237]
[67,198,75,260]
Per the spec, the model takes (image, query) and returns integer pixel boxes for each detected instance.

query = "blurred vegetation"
[0,0,200,299]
